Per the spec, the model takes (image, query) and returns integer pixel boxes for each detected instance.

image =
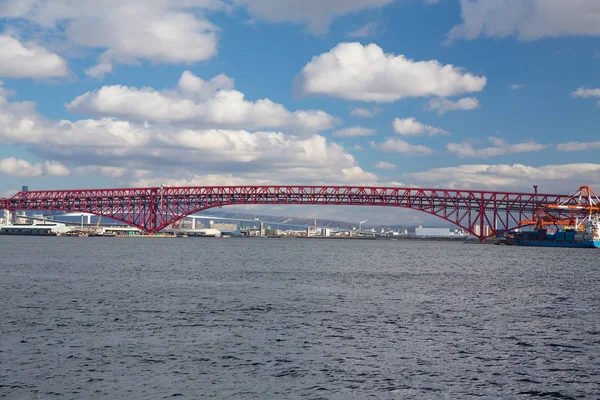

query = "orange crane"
[525,185,600,231]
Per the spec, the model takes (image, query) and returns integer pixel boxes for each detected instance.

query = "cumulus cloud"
[332,126,376,138]
[0,98,151,149]
[572,87,600,106]
[0,35,69,79]
[44,161,71,176]
[233,0,393,35]
[295,42,487,102]
[132,164,378,187]
[0,157,69,177]
[0,0,223,78]
[557,141,600,152]
[447,137,548,158]
[349,106,382,118]
[0,82,377,186]
[393,117,449,136]
[428,97,481,115]
[67,71,335,132]
[371,138,434,154]
[375,161,396,170]
[447,0,600,42]
[0,157,43,178]
[406,163,600,192]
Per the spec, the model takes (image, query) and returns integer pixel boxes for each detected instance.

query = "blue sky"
[1,0,600,224]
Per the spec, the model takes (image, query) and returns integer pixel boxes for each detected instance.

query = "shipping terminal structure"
[505,185,600,248]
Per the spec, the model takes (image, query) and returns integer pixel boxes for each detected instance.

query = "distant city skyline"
[1,0,600,225]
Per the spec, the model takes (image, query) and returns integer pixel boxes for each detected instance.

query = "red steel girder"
[0,186,586,240]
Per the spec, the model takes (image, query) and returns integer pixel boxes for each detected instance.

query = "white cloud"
[177,70,235,99]
[353,144,365,151]
[295,42,487,102]
[0,35,69,79]
[128,148,379,186]
[74,166,128,179]
[349,106,382,118]
[340,166,378,183]
[572,87,600,98]
[0,109,151,149]
[371,138,434,154]
[85,60,114,79]
[0,0,224,78]
[44,161,71,176]
[572,87,600,106]
[332,126,376,138]
[0,157,43,178]
[447,137,548,158]
[557,141,600,152]
[0,82,377,186]
[407,163,600,192]
[134,165,378,187]
[67,71,335,131]
[0,157,70,177]
[509,83,524,90]
[392,117,449,136]
[447,0,600,42]
[428,97,480,115]
[233,0,393,35]
[347,22,379,38]
[134,173,265,188]
[375,161,396,170]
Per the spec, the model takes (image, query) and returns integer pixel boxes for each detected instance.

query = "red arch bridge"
[0,185,589,240]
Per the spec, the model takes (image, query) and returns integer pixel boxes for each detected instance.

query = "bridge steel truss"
[0,186,584,240]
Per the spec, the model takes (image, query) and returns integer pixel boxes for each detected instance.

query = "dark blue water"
[1,237,599,399]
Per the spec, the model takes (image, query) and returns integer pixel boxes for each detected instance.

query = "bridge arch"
[151,200,531,240]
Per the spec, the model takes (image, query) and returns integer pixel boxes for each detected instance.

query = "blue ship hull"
[512,239,600,248]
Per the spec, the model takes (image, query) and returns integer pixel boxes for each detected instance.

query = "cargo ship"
[507,216,600,248]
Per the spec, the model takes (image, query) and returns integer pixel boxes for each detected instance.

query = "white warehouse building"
[407,227,453,237]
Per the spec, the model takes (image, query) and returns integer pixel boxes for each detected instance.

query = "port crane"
[526,185,600,232]
[93,215,103,235]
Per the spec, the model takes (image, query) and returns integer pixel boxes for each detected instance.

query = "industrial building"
[187,228,222,237]
[209,222,237,232]
[473,225,492,237]
[0,223,70,236]
[407,227,453,237]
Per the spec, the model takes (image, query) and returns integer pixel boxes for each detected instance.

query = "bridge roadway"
[0,185,585,240]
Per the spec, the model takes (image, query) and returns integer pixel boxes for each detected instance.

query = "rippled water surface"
[1,236,599,399]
